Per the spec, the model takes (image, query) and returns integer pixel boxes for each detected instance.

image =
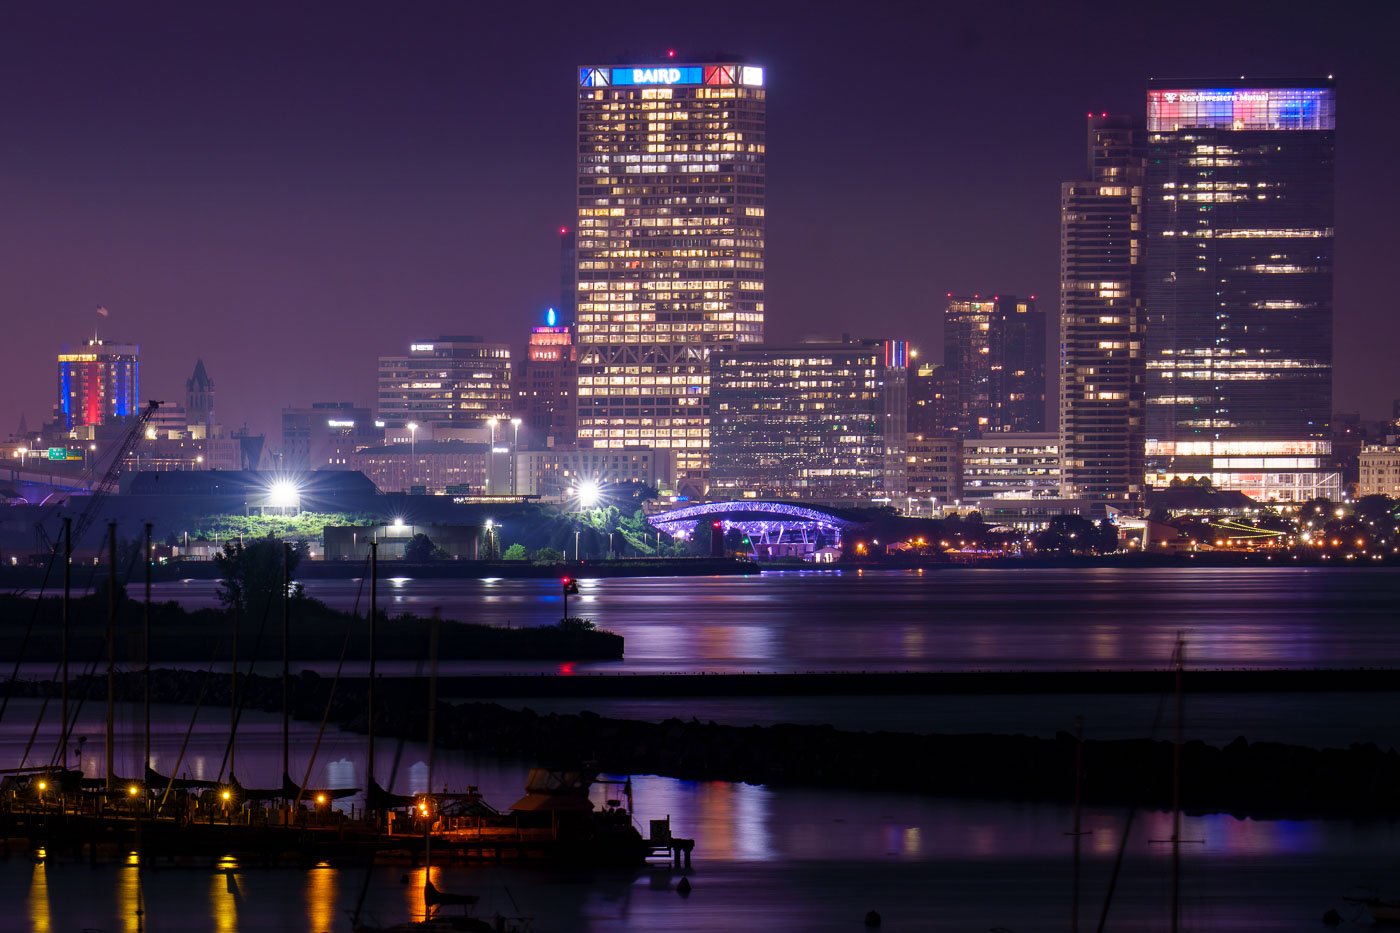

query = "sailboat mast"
[368,541,377,809]
[1171,634,1185,933]
[106,521,116,791]
[143,522,152,784]
[230,599,238,782]
[1071,714,1084,933]
[61,517,71,771]
[282,541,290,786]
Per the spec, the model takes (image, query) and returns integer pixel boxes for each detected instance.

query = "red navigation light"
[668,49,676,58]
[1101,112,1107,117]
[712,521,722,528]
[562,576,571,585]
[559,227,567,234]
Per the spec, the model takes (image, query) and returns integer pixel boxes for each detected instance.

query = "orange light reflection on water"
[210,856,238,933]
[306,863,339,932]
[28,850,50,933]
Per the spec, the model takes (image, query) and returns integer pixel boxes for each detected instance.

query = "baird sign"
[611,66,703,86]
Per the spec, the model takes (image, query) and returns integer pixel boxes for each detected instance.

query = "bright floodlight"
[393,517,405,528]
[267,479,300,509]
[576,480,600,509]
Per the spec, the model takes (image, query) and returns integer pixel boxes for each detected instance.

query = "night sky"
[3,1,1397,439]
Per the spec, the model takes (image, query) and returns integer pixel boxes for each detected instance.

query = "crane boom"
[34,400,162,553]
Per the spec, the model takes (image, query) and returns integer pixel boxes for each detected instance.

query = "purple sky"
[3,1,1397,439]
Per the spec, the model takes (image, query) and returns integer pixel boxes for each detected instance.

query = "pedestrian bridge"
[646,501,859,558]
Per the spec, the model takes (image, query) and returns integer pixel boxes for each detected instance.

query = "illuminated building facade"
[377,336,512,430]
[943,296,1045,434]
[349,440,489,494]
[907,361,957,436]
[1059,114,1147,502]
[575,61,766,490]
[281,402,381,471]
[906,434,962,507]
[1359,446,1400,498]
[1144,78,1338,501]
[961,433,1062,501]
[710,339,908,503]
[513,447,676,499]
[515,309,578,447]
[56,337,139,430]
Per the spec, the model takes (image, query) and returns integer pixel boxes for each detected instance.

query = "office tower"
[515,309,578,447]
[377,336,513,429]
[710,338,908,503]
[960,434,1063,501]
[943,295,1046,434]
[281,402,381,471]
[185,359,215,432]
[56,336,140,430]
[906,434,962,507]
[907,361,957,436]
[1059,114,1147,502]
[1144,78,1338,500]
[575,60,766,492]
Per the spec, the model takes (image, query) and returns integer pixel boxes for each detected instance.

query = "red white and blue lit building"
[56,336,139,430]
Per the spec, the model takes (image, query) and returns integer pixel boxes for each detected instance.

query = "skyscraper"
[710,338,908,503]
[56,336,139,430]
[575,60,766,493]
[943,295,1045,434]
[1144,78,1338,500]
[515,308,578,447]
[1059,115,1147,502]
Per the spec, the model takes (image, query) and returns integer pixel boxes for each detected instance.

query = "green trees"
[502,543,528,561]
[532,546,564,564]
[404,533,436,563]
[214,534,301,612]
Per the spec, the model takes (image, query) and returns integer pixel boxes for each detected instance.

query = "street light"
[576,480,600,509]
[487,418,499,495]
[407,422,418,456]
[510,418,522,497]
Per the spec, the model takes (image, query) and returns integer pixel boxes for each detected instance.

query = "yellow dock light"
[316,793,327,805]
[36,781,47,792]
[128,785,139,796]
[221,790,231,801]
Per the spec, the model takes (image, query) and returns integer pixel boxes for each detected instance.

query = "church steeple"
[186,359,215,428]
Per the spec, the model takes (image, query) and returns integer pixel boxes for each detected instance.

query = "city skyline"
[2,2,1398,441]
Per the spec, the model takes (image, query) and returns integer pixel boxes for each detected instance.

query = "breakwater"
[0,593,624,661]
[8,670,1399,821]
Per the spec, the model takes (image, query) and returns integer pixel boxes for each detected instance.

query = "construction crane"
[34,400,162,554]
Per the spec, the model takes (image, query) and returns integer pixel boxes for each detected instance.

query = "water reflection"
[210,856,238,933]
[119,853,144,933]
[28,851,50,933]
[306,864,339,933]
[122,567,1400,673]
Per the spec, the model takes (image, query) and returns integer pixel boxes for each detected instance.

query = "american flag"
[95,305,109,317]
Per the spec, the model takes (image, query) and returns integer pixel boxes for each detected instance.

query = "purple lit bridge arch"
[646,501,860,555]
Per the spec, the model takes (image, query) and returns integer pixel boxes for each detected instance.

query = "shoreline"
[5,669,1399,821]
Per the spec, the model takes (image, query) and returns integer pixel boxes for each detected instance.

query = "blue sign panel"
[610,66,703,86]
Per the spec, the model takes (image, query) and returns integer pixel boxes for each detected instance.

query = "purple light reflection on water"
[107,566,1400,674]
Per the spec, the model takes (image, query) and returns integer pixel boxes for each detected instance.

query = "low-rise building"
[349,440,489,494]
[514,447,675,500]
[1359,445,1400,497]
